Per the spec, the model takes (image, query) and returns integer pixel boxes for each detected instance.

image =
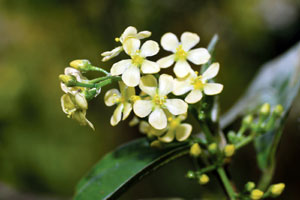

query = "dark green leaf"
[221,42,300,171]
[74,138,189,200]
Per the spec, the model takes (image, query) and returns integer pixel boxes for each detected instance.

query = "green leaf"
[74,138,189,200]
[221,42,300,170]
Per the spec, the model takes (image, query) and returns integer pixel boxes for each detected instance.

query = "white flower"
[110,39,160,87]
[104,81,135,126]
[133,74,188,130]
[173,63,223,104]
[138,113,192,143]
[101,26,151,62]
[157,32,211,78]
[159,114,192,143]
[60,67,101,96]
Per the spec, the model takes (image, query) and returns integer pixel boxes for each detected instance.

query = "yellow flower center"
[153,94,166,106]
[175,45,187,61]
[191,75,205,90]
[130,95,141,102]
[131,53,144,66]
[113,94,125,103]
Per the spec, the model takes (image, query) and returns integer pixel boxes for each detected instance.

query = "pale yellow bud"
[270,183,285,196]
[59,74,76,86]
[260,103,271,116]
[274,105,284,116]
[242,115,253,126]
[208,143,217,154]
[250,189,264,200]
[224,144,235,157]
[150,140,162,149]
[190,143,201,157]
[199,174,209,185]
[70,59,91,71]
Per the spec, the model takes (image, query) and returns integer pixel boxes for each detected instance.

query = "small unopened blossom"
[104,81,135,126]
[110,39,160,87]
[133,74,188,130]
[158,114,192,143]
[101,26,151,61]
[61,92,94,130]
[157,32,211,78]
[60,67,101,97]
[173,63,223,104]
[139,121,166,138]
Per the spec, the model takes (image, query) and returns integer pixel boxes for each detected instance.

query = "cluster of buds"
[227,103,284,146]
[241,181,285,199]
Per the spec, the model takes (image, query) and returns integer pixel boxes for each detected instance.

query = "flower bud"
[208,143,217,154]
[186,171,195,179]
[270,183,285,197]
[250,189,264,200]
[70,59,91,71]
[59,74,76,86]
[260,103,271,116]
[274,104,284,116]
[242,115,253,127]
[198,174,209,185]
[245,181,256,192]
[150,140,162,149]
[224,144,235,157]
[190,143,202,157]
[228,131,239,144]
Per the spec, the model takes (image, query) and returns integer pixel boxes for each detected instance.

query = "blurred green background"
[0,0,300,199]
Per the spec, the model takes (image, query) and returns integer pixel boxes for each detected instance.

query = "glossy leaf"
[74,138,189,200]
[221,42,300,171]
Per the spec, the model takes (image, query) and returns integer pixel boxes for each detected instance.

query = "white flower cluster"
[103,26,223,143]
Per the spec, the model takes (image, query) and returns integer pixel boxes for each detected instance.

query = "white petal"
[122,102,132,120]
[158,74,174,96]
[175,123,192,141]
[187,48,211,65]
[123,38,141,56]
[141,60,160,74]
[204,83,223,95]
[104,89,121,106]
[140,40,159,57]
[149,108,167,130]
[110,103,124,126]
[159,130,175,143]
[139,75,157,96]
[120,26,137,42]
[110,59,131,76]
[122,66,140,87]
[173,79,192,95]
[161,32,179,53]
[174,60,192,78]
[180,32,200,51]
[157,55,175,69]
[137,31,151,39]
[202,62,220,81]
[165,99,188,115]
[185,89,203,104]
[133,100,153,118]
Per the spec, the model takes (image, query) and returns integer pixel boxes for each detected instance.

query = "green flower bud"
[190,143,201,157]
[228,131,239,144]
[245,181,256,192]
[274,104,284,116]
[59,74,76,86]
[260,103,271,116]
[198,174,209,185]
[208,143,217,154]
[270,183,285,197]
[186,171,195,179]
[250,189,264,200]
[242,115,253,127]
[70,59,92,71]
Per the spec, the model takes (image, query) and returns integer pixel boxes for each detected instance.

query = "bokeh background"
[0,0,300,199]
